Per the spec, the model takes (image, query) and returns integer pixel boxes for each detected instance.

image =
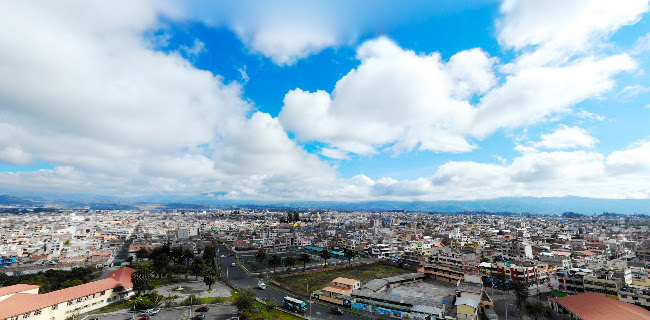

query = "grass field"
[276,263,412,292]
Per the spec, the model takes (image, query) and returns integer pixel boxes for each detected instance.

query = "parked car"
[331,307,344,315]
[140,309,159,316]
[88,318,99,320]
[137,317,150,320]
[220,254,225,257]
[231,262,236,267]
[228,254,234,257]
[195,305,210,312]
[125,317,135,320]
[191,315,205,320]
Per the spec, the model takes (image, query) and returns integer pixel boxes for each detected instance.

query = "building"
[0,267,135,320]
[316,277,360,306]
[549,292,650,319]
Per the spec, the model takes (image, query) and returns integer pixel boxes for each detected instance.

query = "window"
[24,312,32,318]
[34,310,42,315]
[77,298,82,302]
[52,304,58,310]
[101,291,106,296]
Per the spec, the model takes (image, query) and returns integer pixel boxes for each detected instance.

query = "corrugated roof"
[455,297,479,309]
[410,304,442,315]
[0,267,134,319]
[363,279,388,292]
[0,284,40,297]
[553,293,650,320]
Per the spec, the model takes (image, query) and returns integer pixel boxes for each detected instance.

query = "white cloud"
[0,1,336,198]
[529,125,599,150]
[497,0,649,67]
[280,38,634,155]
[320,148,349,160]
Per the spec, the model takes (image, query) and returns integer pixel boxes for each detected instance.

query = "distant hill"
[0,195,40,206]
[0,194,648,215]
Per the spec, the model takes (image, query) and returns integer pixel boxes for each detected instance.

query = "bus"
[283,296,307,312]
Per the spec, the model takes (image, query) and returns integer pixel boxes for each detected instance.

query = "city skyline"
[1,1,650,201]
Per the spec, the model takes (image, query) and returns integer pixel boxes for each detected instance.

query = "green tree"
[255,249,266,270]
[131,265,153,296]
[494,272,509,288]
[512,281,530,307]
[182,249,194,265]
[320,249,332,268]
[284,256,296,272]
[203,268,217,290]
[234,292,254,315]
[203,245,216,265]
[526,301,546,320]
[190,256,205,280]
[268,255,282,274]
[298,253,311,271]
[136,248,149,262]
[60,279,83,289]
[152,254,170,279]
[171,246,184,265]
[344,249,355,265]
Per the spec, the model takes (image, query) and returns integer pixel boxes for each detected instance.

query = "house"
[317,277,360,306]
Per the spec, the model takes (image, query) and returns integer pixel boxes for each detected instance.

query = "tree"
[182,249,194,265]
[255,249,266,270]
[344,249,355,265]
[136,248,149,262]
[203,268,217,290]
[284,256,296,272]
[152,254,170,279]
[494,272,509,288]
[190,257,205,280]
[131,265,153,296]
[298,253,311,271]
[203,245,216,266]
[512,281,530,307]
[320,249,332,268]
[268,255,282,274]
[234,292,254,315]
[60,279,83,289]
[126,256,134,265]
[526,301,546,320]
[171,246,184,265]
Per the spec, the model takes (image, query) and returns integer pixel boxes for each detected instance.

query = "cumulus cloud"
[279,38,634,155]
[0,1,335,198]
[529,125,599,150]
[497,0,649,67]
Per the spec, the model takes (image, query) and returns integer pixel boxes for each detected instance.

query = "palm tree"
[131,265,153,296]
[255,249,267,271]
[269,255,282,274]
[298,253,311,271]
[320,249,332,268]
[284,256,296,272]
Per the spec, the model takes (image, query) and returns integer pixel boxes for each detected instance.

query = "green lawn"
[276,263,413,292]
[249,301,303,320]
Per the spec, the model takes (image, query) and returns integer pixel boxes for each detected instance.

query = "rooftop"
[553,292,650,320]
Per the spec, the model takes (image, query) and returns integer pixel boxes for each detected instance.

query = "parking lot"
[86,304,239,320]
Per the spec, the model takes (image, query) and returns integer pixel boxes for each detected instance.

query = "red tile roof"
[0,267,134,319]
[553,293,650,320]
[0,284,40,297]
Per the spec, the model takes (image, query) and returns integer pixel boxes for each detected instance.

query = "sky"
[0,0,650,201]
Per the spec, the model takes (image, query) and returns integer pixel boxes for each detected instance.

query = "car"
[228,254,234,257]
[191,315,205,320]
[231,262,236,267]
[125,318,135,320]
[88,318,99,320]
[228,318,239,320]
[137,317,150,320]
[331,307,344,315]
[220,254,225,257]
[140,309,159,316]
[195,305,209,312]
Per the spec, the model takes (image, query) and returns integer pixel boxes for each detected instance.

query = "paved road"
[216,245,363,320]
[86,304,238,320]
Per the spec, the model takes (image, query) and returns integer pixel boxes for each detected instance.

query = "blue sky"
[0,1,649,201]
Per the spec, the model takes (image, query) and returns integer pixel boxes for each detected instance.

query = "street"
[216,245,366,320]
